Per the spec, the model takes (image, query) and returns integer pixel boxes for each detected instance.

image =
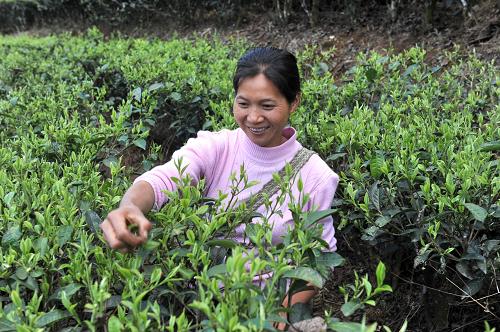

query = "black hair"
[233,47,300,105]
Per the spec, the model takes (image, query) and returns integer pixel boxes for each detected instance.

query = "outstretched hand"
[100,205,152,252]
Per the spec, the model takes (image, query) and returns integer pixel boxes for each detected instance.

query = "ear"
[290,93,301,114]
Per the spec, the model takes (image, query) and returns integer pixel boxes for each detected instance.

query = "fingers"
[100,207,152,250]
[134,212,152,240]
[100,218,125,250]
[108,211,146,247]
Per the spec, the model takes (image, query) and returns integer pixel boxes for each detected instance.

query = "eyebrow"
[236,96,276,103]
[260,99,276,103]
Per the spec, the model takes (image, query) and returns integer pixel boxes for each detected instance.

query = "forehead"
[236,73,283,99]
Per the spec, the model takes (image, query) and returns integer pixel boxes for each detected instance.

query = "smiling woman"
[100,46,340,326]
[233,73,299,148]
[232,47,301,148]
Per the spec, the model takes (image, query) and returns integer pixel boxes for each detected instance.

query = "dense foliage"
[211,43,500,327]
[0,30,498,330]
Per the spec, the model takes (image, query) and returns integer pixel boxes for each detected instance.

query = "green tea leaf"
[195,205,209,215]
[133,138,147,150]
[326,153,346,162]
[368,181,381,211]
[340,299,362,317]
[49,283,82,301]
[84,210,102,234]
[178,267,195,279]
[0,318,16,332]
[205,239,238,249]
[370,156,384,179]
[328,321,364,332]
[304,209,335,228]
[456,261,473,279]
[283,267,324,288]
[484,240,500,253]
[365,67,377,82]
[170,92,182,102]
[190,300,210,315]
[34,237,48,257]
[374,284,393,294]
[2,225,21,246]
[107,315,123,332]
[245,223,258,239]
[207,264,226,277]
[403,64,419,77]
[464,203,487,222]
[103,155,118,168]
[25,275,39,291]
[147,82,164,93]
[464,278,483,297]
[376,261,386,287]
[289,302,312,324]
[168,247,189,257]
[316,251,345,268]
[132,87,142,101]
[375,216,391,227]
[15,267,28,280]
[365,299,376,306]
[2,192,15,207]
[479,140,500,152]
[35,309,71,328]
[143,240,159,251]
[57,225,73,247]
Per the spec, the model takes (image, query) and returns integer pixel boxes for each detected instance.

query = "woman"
[100,46,339,313]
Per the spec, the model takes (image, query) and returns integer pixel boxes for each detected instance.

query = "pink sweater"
[134,127,340,252]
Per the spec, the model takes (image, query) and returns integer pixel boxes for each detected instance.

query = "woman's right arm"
[101,130,225,250]
[100,180,154,251]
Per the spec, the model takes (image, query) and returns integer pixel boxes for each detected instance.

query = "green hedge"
[0,30,498,330]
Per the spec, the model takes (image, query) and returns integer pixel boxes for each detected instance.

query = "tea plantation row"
[0,29,498,330]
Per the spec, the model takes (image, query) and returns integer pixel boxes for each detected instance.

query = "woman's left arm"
[281,283,317,307]
[309,170,340,252]
[277,285,317,330]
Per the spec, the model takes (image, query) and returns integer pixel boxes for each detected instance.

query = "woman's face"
[233,73,298,148]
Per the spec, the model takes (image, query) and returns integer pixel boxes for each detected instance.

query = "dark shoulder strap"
[246,147,316,211]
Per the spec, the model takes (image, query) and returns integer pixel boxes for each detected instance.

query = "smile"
[249,126,269,134]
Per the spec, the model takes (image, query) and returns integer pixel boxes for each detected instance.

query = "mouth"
[248,126,270,134]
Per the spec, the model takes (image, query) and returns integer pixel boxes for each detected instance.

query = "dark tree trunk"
[311,0,320,27]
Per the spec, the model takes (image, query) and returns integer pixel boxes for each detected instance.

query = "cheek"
[272,108,290,124]
[232,108,244,123]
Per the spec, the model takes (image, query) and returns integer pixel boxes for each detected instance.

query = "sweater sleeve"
[133,130,223,210]
[308,170,340,252]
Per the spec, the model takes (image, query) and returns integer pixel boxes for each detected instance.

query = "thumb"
[133,213,152,241]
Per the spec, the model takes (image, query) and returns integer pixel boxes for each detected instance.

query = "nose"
[247,107,263,124]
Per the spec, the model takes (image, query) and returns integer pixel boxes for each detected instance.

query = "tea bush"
[0,32,346,330]
[0,31,498,330]
[209,46,500,326]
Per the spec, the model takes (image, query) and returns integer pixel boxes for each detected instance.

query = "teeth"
[250,127,267,133]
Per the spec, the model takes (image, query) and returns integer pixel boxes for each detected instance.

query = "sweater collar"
[239,126,301,163]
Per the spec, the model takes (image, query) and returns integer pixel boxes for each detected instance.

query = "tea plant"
[339,261,393,317]
[140,160,344,329]
[210,44,499,327]
[1,30,498,329]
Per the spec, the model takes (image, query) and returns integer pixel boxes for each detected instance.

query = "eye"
[238,102,249,108]
[262,104,275,110]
